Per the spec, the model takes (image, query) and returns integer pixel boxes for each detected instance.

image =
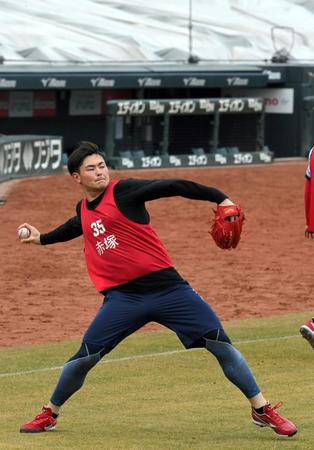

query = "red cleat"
[251,402,297,437]
[20,406,57,433]
[300,317,314,349]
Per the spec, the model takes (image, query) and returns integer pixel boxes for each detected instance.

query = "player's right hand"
[17,223,41,244]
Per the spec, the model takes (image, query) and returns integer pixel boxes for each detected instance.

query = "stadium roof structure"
[0,62,274,89]
[1,0,314,66]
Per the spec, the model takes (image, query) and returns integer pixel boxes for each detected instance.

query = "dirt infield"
[1,161,313,348]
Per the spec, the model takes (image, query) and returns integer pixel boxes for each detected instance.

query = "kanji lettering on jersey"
[96,240,106,255]
[104,234,119,249]
[95,234,119,255]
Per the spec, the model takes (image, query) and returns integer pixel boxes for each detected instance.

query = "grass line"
[0,333,300,379]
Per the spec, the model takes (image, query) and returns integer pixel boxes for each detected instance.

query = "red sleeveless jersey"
[80,180,173,292]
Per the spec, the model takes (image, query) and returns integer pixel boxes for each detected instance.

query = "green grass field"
[1,312,312,450]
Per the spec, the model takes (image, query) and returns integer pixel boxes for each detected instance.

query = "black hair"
[67,141,105,174]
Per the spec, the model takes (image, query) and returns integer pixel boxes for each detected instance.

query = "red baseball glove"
[209,204,245,250]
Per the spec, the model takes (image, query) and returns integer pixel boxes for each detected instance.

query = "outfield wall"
[108,150,273,170]
[0,135,63,182]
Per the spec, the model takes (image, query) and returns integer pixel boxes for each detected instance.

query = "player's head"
[68,141,109,195]
[67,141,105,175]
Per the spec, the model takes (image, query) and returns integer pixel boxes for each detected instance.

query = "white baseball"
[18,227,31,239]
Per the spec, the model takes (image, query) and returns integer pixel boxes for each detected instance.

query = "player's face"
[73,154,110,197]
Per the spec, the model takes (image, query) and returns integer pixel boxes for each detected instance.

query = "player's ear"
[72,172,81,184]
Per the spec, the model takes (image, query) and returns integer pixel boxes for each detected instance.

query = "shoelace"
[266,402,286,424]
[34,409,51,421]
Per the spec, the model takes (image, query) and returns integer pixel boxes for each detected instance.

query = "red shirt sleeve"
[305,148,314,231]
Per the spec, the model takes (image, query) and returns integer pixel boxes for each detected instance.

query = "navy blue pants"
[83,282,222,351]
[50,282,261,406]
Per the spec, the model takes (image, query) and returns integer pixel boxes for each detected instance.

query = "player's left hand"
[209,202,245,250]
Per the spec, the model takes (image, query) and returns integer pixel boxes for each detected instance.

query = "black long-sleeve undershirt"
[41,178,227,244]
[40,178,228,293]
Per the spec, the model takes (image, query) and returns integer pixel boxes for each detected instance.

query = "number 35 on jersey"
[90,219,106,237]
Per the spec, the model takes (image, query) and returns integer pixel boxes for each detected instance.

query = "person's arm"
[40,216,83,244]
[116,178,229,204]
[115,178,235,224]
[17,203,83,245]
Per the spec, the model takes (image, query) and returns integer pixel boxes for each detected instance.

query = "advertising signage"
[107,98,264,116]
[0,72,269,90]
[0,135,63,182]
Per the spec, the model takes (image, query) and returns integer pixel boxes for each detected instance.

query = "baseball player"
[300,147,314,349]
[18,141,297,437]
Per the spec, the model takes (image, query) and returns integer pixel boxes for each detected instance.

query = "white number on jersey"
[91,219,106,237]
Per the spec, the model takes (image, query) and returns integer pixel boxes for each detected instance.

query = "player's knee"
[203,328,232,344]
[68,342,107,363]
[189,328,231,348]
